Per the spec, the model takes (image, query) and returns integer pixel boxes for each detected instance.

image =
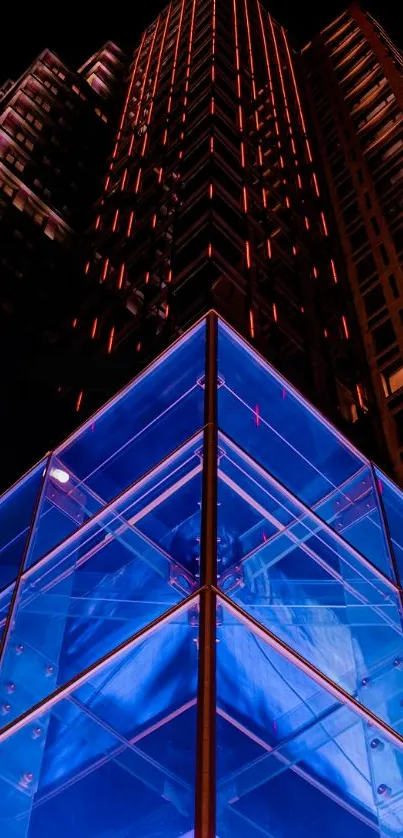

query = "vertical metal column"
[195,311,218,838]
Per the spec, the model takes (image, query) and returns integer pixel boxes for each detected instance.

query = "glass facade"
[1,312,403,837]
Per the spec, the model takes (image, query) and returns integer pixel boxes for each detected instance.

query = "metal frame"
[196,311,218,838]
[2,311,403,837]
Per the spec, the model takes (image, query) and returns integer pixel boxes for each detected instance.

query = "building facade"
[1,1,402,490]
[70,0,384,472]
[302,3,403,481]
[0,43,126,488]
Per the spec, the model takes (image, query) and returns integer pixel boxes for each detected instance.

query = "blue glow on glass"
[0,314,403,838]
[217,320,394,579]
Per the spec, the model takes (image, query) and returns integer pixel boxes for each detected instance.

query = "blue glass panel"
[375,468,403,583]
[0,459,46,592]
[0,436,202,722]
[0,600,198,838]
[217,320,393,577]
[27,321,206,568]
[217,433,403,734]
[217,599,403,838]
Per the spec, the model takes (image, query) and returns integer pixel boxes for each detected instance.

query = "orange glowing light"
[117,264,125,290]
[101,258,109,282]
[107,326,115,354]
[249,308,255,338]
[127,211,135,237]
[330,259,338,284]
[112,209,120,232]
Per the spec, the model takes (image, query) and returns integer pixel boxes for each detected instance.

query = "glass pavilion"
[1,312,403,838]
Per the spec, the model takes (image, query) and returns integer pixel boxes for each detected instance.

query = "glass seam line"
[216,588,403,752]
[217,428,401,595]
[0,588,202,744]
[0,454,52,666]
[7,427,206,590]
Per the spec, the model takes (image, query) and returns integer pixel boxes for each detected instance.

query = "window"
[371,216,380,235]
[349,226,368,251]
[363,284,386,316]
[356,252,376,284]
[380,243,389,265]
[381,365,403,396]
[372,319,396,354]
[389,274,399,298]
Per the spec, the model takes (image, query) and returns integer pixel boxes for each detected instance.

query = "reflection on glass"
[217,599,403,838]
[26,321,206,569]
[0,600,198,838]
[0,437,202,722]
[217,321,394,578]
[217,433,403,734]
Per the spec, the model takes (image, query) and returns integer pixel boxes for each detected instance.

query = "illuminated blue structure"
[1,312,403,838]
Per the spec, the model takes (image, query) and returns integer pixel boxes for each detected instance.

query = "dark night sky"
[1,1,402,85]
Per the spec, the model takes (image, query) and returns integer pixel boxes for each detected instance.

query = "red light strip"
[106,28,147,194]
[134,168,142,193]
[320,211,329,236]
[341,316,349,339]
[245,241,251,269]
[257,1,288,218]
[127,210,135,238]
[107,326,115,354]
[166,0,186,120]
[243,0,259,128]
[120,169,128,191]
[134,18,161,128]
[330,259,338,284]
[112,209,120,232]
[140,4,172,158]
[117,264,125,290]
[243,0,266,221]
[249,309,255,338]
[269,17,292,130]
[184,0,197,99]
[91,318,98,339]
[101,257,109,283]
[76,391,83,412]
[281,26,313,162]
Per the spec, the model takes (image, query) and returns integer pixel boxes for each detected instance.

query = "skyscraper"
[302,3,403,481]
[2,5,403,838]
[73,0,382,469]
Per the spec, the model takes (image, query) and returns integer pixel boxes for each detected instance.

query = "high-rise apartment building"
[302,3,403,481]
[1,2,401,490]
[0,42,126,487]
[71,0,383,470]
